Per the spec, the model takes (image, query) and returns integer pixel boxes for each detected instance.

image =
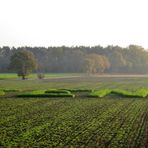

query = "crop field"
[0,74,148,147]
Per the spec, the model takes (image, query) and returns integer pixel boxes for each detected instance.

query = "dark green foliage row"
[2,89,20,92]
[45,90,71,94]
[16,89,93,98]
[17,93,75,98]
[17,89,75,98]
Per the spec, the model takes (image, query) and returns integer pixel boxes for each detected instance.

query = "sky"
[0,0,148,48]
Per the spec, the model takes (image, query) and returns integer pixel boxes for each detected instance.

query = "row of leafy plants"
[16,89,94,98]
[1,88,148,98]
[1,97,147,147]
[89,89,148,98]
[17,89,75,97]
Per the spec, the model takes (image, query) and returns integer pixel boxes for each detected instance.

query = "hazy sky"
[0,0,148,48]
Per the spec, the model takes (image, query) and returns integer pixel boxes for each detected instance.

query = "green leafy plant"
[45,90,71,94]
[89,89,148,98]
[89,89,111,97]
[60,88,93,92]
[0,90,5,96]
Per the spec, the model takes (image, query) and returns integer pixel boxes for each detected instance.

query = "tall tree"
[84,54,110,74]
[9,50,37,79]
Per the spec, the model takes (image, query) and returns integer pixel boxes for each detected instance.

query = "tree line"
[0,45,148,74]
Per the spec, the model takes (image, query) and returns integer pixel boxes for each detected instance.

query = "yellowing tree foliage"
[84,54,110,74]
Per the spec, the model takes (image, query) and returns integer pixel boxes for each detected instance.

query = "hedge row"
[17,93,75,98]
[45,90,71,94]
[17,89,75,98]
[89,89,148,98]
[60,88,93,92]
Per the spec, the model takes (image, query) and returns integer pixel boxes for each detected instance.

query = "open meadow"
[0,74,148,147]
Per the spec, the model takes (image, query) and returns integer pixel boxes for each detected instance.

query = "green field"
[0,74,148,147]
[0,73,82,80]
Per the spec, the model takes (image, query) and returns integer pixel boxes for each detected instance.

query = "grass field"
[0,73,82,80]
[0,74,148,147]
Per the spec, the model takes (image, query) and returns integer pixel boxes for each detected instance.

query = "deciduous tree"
[10,50,37,79]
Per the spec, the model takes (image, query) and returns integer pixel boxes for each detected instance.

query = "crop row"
[59,88,93,92]
[16,88,93,98]
[1,88,148,98]
[0,97,148,147]
[17,89,75,98]
[90,89,148,97]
